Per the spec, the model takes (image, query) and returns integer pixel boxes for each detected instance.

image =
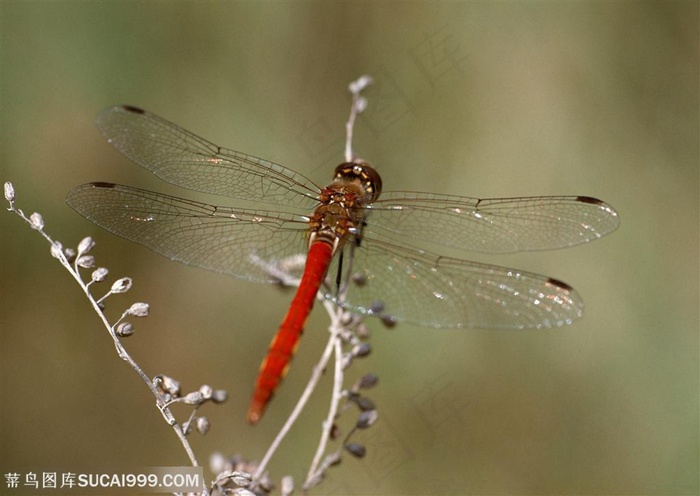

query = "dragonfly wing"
[368,192,619,253]
[67,183,310,283]
[95,105,321,209]
[326,237,584,329]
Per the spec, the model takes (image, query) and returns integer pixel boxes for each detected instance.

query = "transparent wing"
[67,184,590,329]
[66,183,311,283]
[95,105,321,209]
[368,192,620,253]
[326,237,584,329]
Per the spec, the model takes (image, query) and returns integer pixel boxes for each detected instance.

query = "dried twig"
[4,182,229,495]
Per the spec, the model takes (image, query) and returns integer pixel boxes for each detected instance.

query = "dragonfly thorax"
[309,190,361,250]
[309,164,380,250]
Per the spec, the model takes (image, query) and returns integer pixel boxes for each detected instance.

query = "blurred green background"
[1,3,697,495]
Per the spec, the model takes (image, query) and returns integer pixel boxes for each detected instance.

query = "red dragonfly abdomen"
[247,240,335,424]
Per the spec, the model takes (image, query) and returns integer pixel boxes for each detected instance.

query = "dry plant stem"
[345,75,372,162]
[252,298,344,482]
[303,76,374,487]
[303,303,346,488]
[5,195,201,473]
[344,104,358,162]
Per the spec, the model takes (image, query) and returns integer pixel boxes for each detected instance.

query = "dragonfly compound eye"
[334,161,383,202]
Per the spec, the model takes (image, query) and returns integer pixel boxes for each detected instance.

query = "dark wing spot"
[547,277,573,291]
[576,196,604,205]
[89,182,118,188]
[121,105,145,114]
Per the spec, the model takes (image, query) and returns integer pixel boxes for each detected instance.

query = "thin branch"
[345,75,373,162]
[304,302,347,487]
[5,183,221,494]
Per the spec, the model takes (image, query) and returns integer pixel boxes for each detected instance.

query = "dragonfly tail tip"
[247,404,263,425]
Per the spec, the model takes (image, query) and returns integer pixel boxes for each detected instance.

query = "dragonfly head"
[334,161,383,202]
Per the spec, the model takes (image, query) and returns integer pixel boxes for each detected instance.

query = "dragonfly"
[66,105,620,424]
